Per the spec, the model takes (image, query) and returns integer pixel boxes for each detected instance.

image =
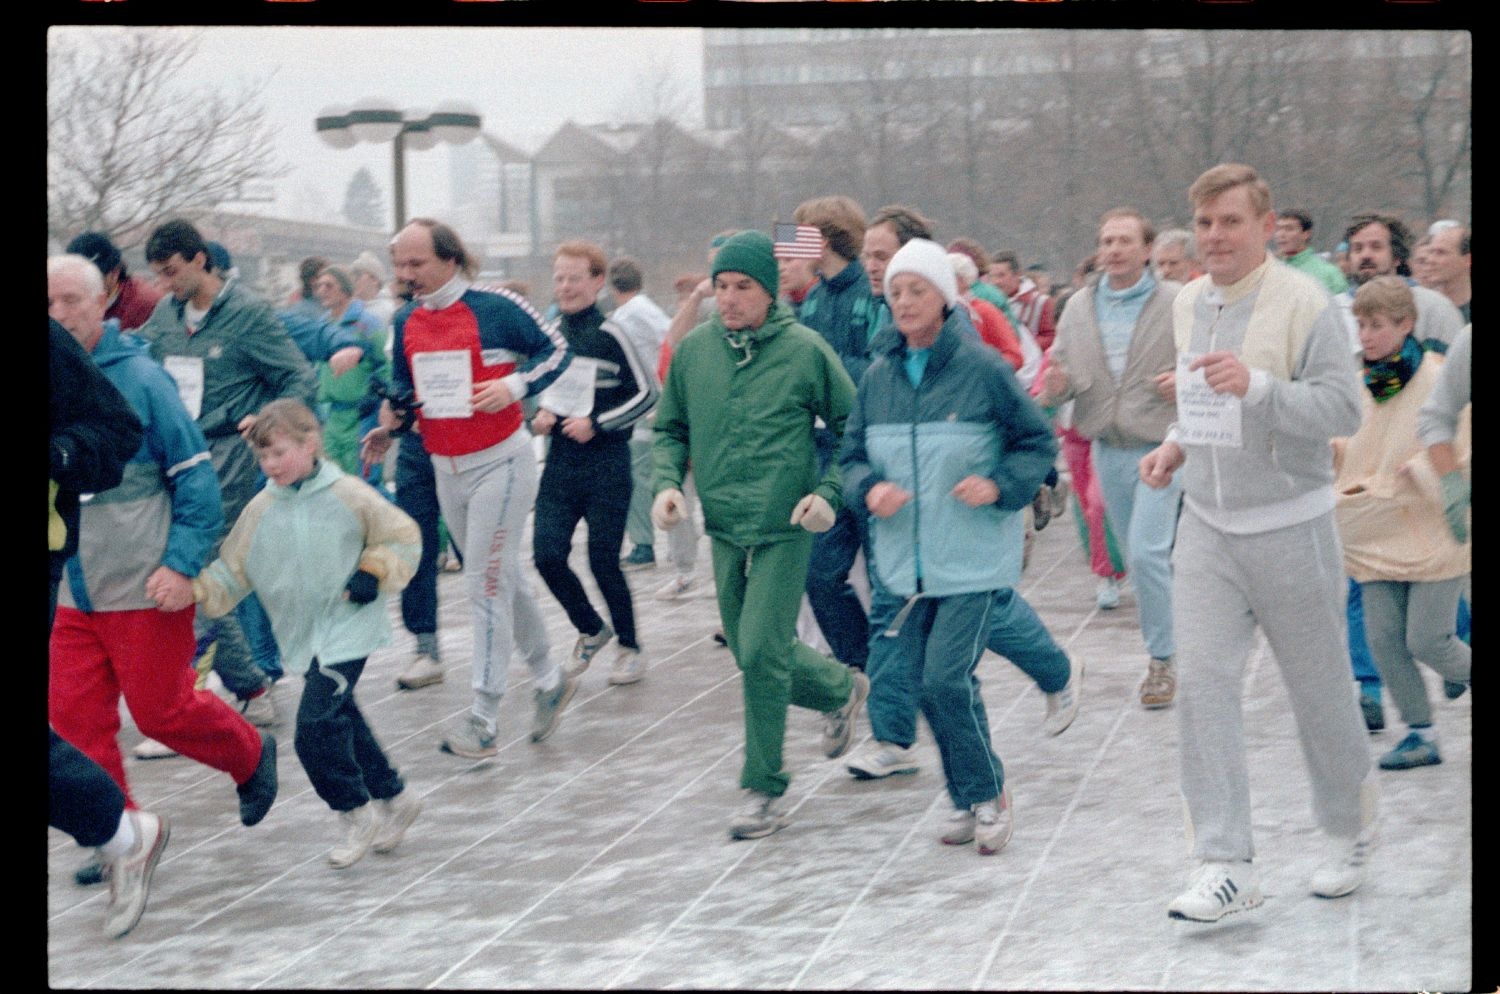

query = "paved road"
[48,500,1473,989]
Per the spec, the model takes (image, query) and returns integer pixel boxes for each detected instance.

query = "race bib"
[411,351,473,419]
[162,355,205,421]
[1175,353,1243,447]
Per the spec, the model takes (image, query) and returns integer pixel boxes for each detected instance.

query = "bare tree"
[47,28,287,246]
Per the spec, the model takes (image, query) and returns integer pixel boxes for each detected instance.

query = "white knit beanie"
[885,238,959,310]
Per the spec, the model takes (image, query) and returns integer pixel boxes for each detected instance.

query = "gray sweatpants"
[1360,577,1471,728]
[1174,507,1371,861]
[431,434,558,732]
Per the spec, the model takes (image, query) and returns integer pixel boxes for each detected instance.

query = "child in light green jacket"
[195,399,423,869]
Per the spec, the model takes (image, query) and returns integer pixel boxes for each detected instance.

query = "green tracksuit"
[654,301,857,796]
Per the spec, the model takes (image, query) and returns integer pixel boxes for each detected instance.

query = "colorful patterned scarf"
[1362,334,1424,403]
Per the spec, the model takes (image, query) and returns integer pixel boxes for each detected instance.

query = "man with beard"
[1336,215,1463,354]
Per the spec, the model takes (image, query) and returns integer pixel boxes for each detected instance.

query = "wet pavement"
[48,494,1473,989]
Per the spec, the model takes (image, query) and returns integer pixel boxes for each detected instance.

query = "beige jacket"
[1333,352,1471,583]
[1046,278,1181,447]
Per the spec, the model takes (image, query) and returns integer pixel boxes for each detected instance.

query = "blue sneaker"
[620,545,656,571]
[1443,680,1469,700]
[1378,731,1441,770]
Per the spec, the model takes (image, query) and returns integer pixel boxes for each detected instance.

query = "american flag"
[773,222,823,260]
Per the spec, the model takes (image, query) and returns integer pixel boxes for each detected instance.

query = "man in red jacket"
[66,231,164,332]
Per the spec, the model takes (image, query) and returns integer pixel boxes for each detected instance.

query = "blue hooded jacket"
[63,321,223,613]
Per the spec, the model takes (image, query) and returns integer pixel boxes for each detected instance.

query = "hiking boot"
[566,623,615,677]
[328,804,378,869]
[132,737,179,761]
[655,573,698,601]
[1139,657,1176,709]
[729,789,788,841]
[1312,780,1378,898]
[440,716,498,759]
[103,809,170,939]
[236,733,279,827]
[1359,691,1385,732]
[372,790,423,855]
[607,645,645,686]
[620,545,656,571]
[1096,576,1121,611]
[940,787,1013,855]
[820,670,870,759]
[74,854,107,887]
[531,674,580,743]
[1168,861,1263,922]
[1043,658,1083,737]
[396,653,444,691]
[240,689,278,727]
[846,740,920,780]
[1378,731,1441,770]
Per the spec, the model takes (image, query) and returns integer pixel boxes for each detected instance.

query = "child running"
[195,399,424,869]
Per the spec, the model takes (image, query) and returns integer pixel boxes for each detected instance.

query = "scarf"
[1362,334,1424,403]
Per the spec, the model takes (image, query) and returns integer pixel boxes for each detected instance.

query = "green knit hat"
[711,230,779,299]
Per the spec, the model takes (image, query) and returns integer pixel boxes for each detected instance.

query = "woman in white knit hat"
[841,238,1058,855]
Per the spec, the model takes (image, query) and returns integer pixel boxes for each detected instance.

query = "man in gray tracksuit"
[1139,164,1374,923]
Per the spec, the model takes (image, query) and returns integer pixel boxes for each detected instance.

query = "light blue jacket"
[62,321,222,613]
[842,310,1056,597]
[195,459,420,674]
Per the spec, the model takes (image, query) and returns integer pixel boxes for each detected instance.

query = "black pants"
[50,728,125,847]
[294,657,403,813]
[532,445,637,649]
[396,435,443,638]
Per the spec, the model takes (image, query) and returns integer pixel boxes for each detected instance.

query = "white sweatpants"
[431,433,557,731]
[1174,507,1371,861]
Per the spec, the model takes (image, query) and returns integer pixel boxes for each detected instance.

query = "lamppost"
[315,99,482,230]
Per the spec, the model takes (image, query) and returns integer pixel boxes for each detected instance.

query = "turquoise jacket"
[842,310,1057,597]
[195,460,420,675]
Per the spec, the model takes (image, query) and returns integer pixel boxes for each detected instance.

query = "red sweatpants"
[49,605,262,808]
[1058,426,1125,581]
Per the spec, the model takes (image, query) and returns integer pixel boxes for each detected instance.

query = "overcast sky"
[50,26,705,226]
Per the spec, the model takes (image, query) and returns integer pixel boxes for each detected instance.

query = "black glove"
[345,569,380,605]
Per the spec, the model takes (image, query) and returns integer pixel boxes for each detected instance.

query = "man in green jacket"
[1274,209,1349,296]
[652,230,868,842]
[139,218,318,717]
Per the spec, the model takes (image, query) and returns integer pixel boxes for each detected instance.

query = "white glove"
[652,488,687,529]
[790,493,836,533]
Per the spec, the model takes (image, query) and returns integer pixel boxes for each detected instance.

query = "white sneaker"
[939,787,1013,855]
[1096,576,1121,610]
[1311,780,1378,898]
[203,670,235,703]
[1042,659,1083,737]
[820,670,870,759]
[565,623,614,677]
[328,804,378,869]
[132,737,179,761]
[975,789,1014,855]
[371,790,423,855]
[655,573,698,601]
[396,653,444,690]
[607,645,645,685]
[103,809,170,939]
[1168,861,1263,921]
[240,690,277,728]
[728,789,788,841]
[846,740,920,780]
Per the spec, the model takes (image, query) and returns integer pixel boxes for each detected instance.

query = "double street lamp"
[315,99,483,230]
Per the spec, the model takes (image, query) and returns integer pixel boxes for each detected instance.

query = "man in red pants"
[48,254,279,886]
